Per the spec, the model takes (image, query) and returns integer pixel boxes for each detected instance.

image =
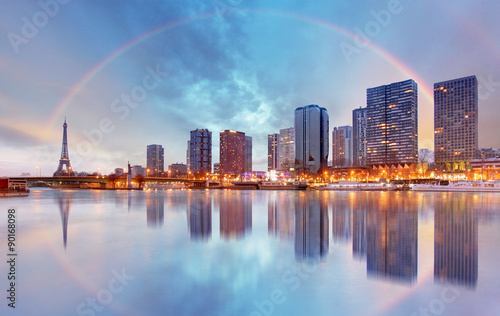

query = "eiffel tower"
[54,118,75,176]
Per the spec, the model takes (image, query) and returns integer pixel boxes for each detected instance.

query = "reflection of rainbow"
[47,9,433,129]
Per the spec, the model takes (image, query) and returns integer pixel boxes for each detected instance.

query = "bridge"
[10,177,207,188]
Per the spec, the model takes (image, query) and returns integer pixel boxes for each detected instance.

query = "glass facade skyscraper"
[332,125,353,167]
[278,127,295,171]
[366,79,418,166]
[267,133,279,171]
[353,107,368,166]
[245,136,252,172]
[294,105,329,175]
[189,129,212,176]
[434,76,478,171]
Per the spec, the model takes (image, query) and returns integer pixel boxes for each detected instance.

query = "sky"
[1,0,499,176]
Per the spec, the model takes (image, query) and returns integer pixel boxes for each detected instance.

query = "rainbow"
[47,9,434,130]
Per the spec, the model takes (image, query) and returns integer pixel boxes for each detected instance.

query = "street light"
[147,169,150,177]
[36,166,39,177]
[97,167,100,178]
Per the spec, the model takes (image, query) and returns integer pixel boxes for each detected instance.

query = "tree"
[134,174,145,189]
[107,174,119,188]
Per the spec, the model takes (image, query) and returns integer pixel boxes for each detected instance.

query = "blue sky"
[1,0,499,176]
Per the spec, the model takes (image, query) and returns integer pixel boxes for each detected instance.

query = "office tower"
[245,136,252,172]
[366,79,418,166]
[434,197,478,288]
[434,76,478,171]
[219,130,245,176]
[168,163,188,177]
[278,127,295,171]
[294,196,329,261]
[268,133,279,171]
[294,105,329,175]
[147,144,164,176]
[332,125,353,167]
[186,140,190,173]
[353,107,368,166]
[189,129,212,176]
[131,165,146,177]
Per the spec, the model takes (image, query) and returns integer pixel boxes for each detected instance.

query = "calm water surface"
[1,189,499,316]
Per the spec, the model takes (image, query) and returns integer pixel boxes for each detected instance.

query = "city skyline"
[1,1,500,176]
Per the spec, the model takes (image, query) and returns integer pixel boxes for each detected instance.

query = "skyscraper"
[434,76,478,171]
[245,136,252,172]
[366,79,418,166]
[353,107,368,166]
[147,144,164,176]
[219,130,245,176]
[268,133,279,171]
[278,127,294,171]
[294,105,329,175]
[332,125,353,167]
[189,129,212,176]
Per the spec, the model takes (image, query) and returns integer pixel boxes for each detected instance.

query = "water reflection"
[366,194,418,284]
[268,193,294,241]
[434,195,478,288]
[294,196,329,262]
[352,195,368,260]
[219,193,252,240]
[331,196,353,243]
[56,191,71,250]
[147,193,164,228]
[187,194,212,241]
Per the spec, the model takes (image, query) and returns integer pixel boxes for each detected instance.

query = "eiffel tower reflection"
[56,191,71,250]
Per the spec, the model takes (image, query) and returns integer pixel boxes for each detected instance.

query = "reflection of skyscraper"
[219,194,252,240]
[331,197,353,243]
[147,193,164,228]
[268,193,294,241]
[434,197,478,288]
[366,196,418,283]
[56,191,71,249]
[187,194,212,241]
[352,195,368,259]
[294,197,329,261]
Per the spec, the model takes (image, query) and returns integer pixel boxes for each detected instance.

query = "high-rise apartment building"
[434,76,478,171]
[353,107,368,166]
[268,133,279,171]
[189,129,212,176]
[146,144,164,176]
[332,125,353,167]
[278,127,294,171]
[219,130,245,176]
[294,105,329,175]
[366,79,418,166]
[245,136,252,172]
